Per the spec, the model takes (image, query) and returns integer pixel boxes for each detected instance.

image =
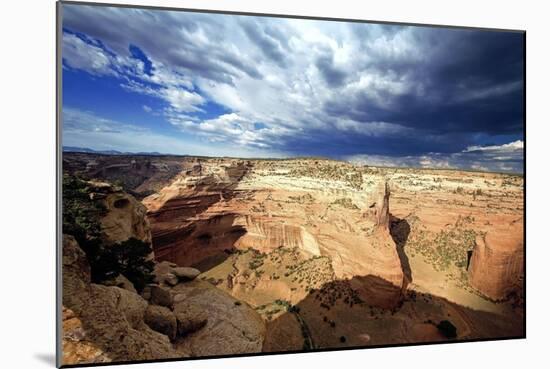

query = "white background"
[0,0,546,368]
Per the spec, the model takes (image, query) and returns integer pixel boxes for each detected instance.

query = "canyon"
[62,153,524,364]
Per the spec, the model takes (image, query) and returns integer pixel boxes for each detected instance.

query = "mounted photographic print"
[57,1,525,367]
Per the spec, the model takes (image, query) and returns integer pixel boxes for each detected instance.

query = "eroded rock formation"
[62,180,265,365]
[83,181,152,247]
[351,180,405,308]
[468,219,524,300]
[364,181,391,229]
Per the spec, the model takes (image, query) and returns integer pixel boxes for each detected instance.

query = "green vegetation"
[62,174,106,244]
[314,280,363,309]
[330,197,359,210]
[408,215,481,273]
[248,251,266,269]
[94,238,155,292]
[289,163,363,190]
[288,193,314,204]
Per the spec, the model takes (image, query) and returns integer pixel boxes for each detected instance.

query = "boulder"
[144,305,177,341]
[96,285,147,329]
[150,285,173,308]
[172,267,201,281]
[97,185,153,257]
[103,274,137,294]
[171,280,265,356]
[174,304,208,336]
[141,284,156,301]
[163,273,179,286]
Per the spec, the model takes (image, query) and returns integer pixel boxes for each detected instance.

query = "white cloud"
[160,87,205,113]
[63,107,146,134]
[463,140,524,153]
[62,108,283,158]
[345,141,524,174]
[62,33,114,76]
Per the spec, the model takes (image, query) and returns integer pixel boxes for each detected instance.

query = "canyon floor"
[63,153,524,359]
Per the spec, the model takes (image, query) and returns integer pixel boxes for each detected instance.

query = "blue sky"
[61,4,524,173]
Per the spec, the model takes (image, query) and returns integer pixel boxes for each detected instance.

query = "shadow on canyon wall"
[390,215,412,285]
[148,161,254,272]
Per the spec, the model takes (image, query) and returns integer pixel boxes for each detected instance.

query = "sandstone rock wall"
[234,216,321,256]
[468,220,524,300]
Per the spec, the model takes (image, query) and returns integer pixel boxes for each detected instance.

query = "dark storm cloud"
[325,28,524,136]
[61,4,525,172]
[241,20,289,67]
[315,51,347,87]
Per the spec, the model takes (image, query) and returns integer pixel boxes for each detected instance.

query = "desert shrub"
[437,320,457,339]
[331,197,359,210]
[62,174,106,243]
[93,237,155,292]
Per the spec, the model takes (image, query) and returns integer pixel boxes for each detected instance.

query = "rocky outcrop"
[351,180,404,308]
[155,261,200,286]
[62,235,181,365]
[149,285,174,308]
[63,232,266,365]
[364,180,391,230]
[144,305,178,341]
[172,266,201,280]
[87,181,152,247]
[468,220,524,300]
[174,305,208,336]
[171,280,266,356]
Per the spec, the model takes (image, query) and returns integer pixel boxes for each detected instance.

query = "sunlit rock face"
[468,220,524,301]
[364,181,391,229]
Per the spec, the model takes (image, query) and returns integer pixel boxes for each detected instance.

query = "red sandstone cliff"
[468,219,524,301]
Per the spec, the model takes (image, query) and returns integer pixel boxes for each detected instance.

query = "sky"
[61,4,525,173]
